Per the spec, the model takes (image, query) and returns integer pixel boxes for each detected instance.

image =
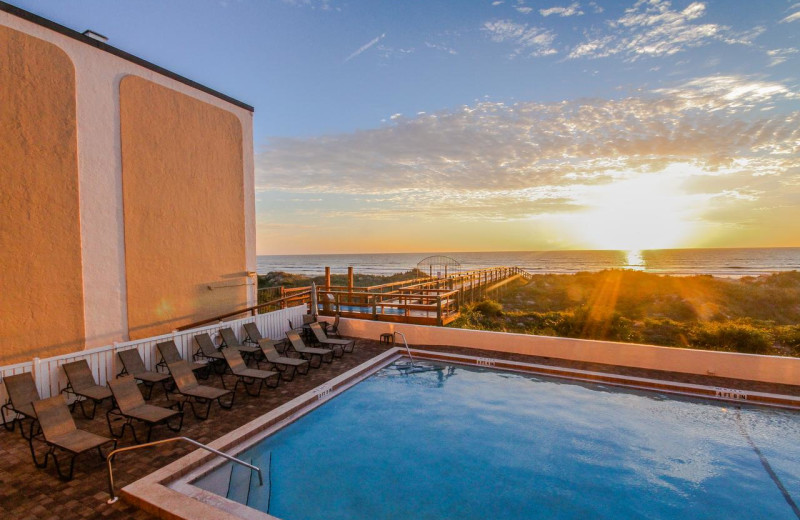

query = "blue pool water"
[195,362,800,520]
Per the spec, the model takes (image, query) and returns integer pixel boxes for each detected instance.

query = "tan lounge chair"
[156,340,209,378]
[193,333,226,374]
[30,395,116,481]
[258,339,309,381]
[286,330,333,368]
[309,322,353,354]
[221,349,279,397]
[243,322,264,346]
[1,372,41,439]
[219,327,261,361]
[107,376,183,443]
[117,348,171,399]
[166,361,233,420]
[62,360,113,419]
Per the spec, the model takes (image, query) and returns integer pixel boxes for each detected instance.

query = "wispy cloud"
[344,33,386,62]
[540,2,584,17]
[256,75,799,222]
[767,47,798,67]
[780,4,800,23]
[568,0,759,61]
[281,0,338,10]
[483,19,557,57]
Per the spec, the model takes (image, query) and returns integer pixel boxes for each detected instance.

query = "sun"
[570,172,693,250]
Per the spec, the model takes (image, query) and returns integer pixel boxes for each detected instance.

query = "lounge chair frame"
[309,322,352,355]
[221,349,280,397]
[61,360,113,420]
[30,395,117,481]
[165,361,234,420]
[117,349,172,399]
[193,333,226,374]
[257,340,310,381]
[106,376,183,444]
[1,372,41,439]
[219,327,261,362]
[156,340,210,379]
[286,330,333,368]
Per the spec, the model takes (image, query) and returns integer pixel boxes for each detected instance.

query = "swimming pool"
[191,359,800,520]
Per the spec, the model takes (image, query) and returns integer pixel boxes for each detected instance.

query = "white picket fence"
[0,305,307,419]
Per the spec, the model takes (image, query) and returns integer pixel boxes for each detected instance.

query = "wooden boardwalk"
[313,266,532,326]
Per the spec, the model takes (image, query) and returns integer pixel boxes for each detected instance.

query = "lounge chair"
[326,314,342,338]
[30,395,116,481]
[156,340,209,378]
[117,348,171,399]
[1,372,41,439]
[193,333,226,373]
[218,327,261,361]
[286,330,334,368]
[243,322,264,346]
[61,360,113,419]
[221,349,279,397]
[166,361,233,420]
[107,376,183,443]
[258,339,309,381]
[309,322,353,354]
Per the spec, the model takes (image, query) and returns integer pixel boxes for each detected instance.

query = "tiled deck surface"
[0,340,392,520]
[2,338,799,519]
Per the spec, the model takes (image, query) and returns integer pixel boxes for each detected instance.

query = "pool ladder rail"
[105,436,263,505]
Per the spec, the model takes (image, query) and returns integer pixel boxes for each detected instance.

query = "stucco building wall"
[0,6,255,365]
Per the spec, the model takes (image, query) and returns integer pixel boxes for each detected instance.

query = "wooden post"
[348,266,354,293]
[436,296,443,326]
[325,266,331,290]
[280,286,286,309]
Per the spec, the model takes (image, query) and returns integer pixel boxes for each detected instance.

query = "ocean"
[256,248,800,278]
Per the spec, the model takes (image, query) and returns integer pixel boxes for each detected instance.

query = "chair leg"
[218,392,235,410]
[166,412,184,433]
[142,381,155,400]
[266,374,280,389]
[282,365,296,382]
[1,404,15,432]
[52,450,78,481]
[77,398,98,420]
[29,436,50,469]
[297,363,310,375]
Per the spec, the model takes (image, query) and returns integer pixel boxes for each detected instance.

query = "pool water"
[195,362,800,520]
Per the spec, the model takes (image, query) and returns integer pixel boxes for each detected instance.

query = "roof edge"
[0,1,254,112]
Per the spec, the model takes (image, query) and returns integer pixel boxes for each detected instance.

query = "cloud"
[281,0,338,10]
[568,0,759,61]
[540,2,584,17]
[780,5,800,23]
[256,75,799,221]
[767,48,798,67]
[425,41,458,55]
[344,33,386,62]
[483,19,558,57]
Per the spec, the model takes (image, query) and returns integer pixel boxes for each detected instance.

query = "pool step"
[226,456,252,504]
[245,451,272,511]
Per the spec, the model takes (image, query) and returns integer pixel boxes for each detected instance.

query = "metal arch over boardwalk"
[417,255,462,279]
[316,266,533,326]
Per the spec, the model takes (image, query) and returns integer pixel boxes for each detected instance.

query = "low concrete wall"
[335,318,800,386]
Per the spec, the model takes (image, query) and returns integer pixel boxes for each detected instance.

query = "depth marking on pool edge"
[476,358,496,367]
[313,384,333,400]
[715,387,748,400]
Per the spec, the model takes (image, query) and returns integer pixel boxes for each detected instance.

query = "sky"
[12,0,800,254]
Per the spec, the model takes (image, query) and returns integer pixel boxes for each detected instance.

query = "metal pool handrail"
[105,436,263,504]
[394,331,414,365]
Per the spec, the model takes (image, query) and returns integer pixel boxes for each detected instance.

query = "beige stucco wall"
[337,318,800,386]
[0,8,256,363]
[120,76,248,339]
[0,26,84,365]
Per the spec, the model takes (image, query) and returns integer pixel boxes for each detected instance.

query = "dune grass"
[450,270,800,357]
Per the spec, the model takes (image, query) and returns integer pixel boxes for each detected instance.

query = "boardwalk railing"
[0,306,306,421]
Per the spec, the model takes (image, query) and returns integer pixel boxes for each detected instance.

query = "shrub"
[689,321,772,354]
[475,300,503,317]
[641,318,689,347]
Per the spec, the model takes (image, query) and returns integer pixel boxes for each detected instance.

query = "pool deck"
[2,338,799,520]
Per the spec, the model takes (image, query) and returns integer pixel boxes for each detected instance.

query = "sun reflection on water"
[625,250,645,270]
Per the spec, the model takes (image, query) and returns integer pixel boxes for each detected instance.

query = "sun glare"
[571,172,693,250]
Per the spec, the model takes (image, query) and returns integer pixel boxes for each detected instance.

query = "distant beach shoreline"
[257,247,800,279]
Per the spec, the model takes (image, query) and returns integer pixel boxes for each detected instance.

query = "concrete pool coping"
[122,347,800,519]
